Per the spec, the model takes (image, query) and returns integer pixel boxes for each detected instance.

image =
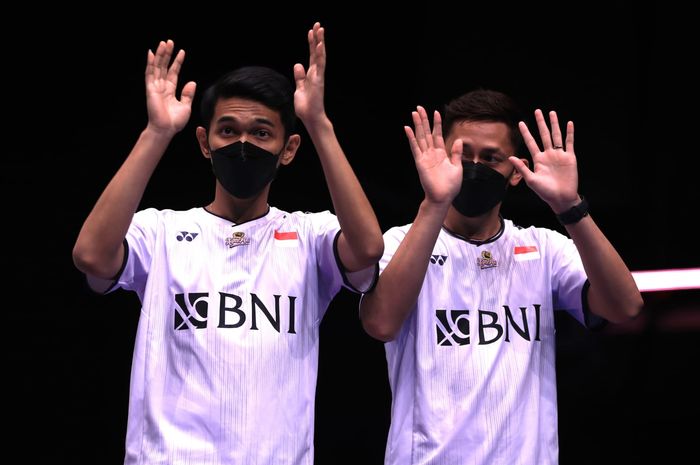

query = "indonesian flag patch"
[514,245,540,261]
[274,230,299,247]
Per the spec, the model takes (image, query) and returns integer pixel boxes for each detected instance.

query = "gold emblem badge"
[476,250,498,269]
[225,231,250,248]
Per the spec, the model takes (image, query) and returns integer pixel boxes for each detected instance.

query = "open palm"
[405,106,463,204]
[145,40,196,135]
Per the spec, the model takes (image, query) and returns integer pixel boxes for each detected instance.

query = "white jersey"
[100,206,374,465]
[380,218,590,465]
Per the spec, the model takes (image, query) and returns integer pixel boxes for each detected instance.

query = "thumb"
[508,156,533,183]
[449,139,463,166]
[180,81,197,108]
[293,63,306,89]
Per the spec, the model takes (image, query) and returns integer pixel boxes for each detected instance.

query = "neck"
[443,206,502,242]
[207,183,271,223]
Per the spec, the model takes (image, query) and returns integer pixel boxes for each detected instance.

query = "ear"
[508,157,529,186]
[279,134,301,166]
[196,126,211,159]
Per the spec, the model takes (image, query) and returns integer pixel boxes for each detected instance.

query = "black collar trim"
[442,216,505,246]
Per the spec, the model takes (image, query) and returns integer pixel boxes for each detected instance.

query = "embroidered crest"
[476,250,498,269]
[225,231,250,248]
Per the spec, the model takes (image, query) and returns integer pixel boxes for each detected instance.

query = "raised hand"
[145,40,196,136]
[405,106,463,205]
[294,22,326,125]
[511,109,580,213]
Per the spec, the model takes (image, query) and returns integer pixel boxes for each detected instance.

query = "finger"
[404,126,422,160]
[508,156,534,183]
[315,27,326,75]
[450,138,463,166]
[145,49,155,84]
[411,110,428,153]
[167,49,186,87]
[313,22,322,45]
[180,81,197,108]
[316,24,325,44]
[153,41,167,81]
[432,110,445,149]
[565,121,574,152]
[161,40,174,80]
[293,63,306,91]
[307,26,317,65]
[518,121,542,157]
[534,109,553,150]
[549,110,563,149]
[417,106,433,148]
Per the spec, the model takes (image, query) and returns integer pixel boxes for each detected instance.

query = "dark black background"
[5,4,698,464]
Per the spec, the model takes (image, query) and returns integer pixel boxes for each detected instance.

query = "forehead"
[447,120,513,151]
[212,96,282,127]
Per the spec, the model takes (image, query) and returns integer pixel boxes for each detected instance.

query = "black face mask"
[452,161,509,217]
[210,141,280,199]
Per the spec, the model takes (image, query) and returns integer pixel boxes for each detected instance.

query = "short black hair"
[443,89,524,155]
[200,66,296,138]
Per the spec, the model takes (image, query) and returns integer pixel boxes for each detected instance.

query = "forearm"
[73,127,173,278]
[304,116,383,270]
[565,216,644,322]
[360,200,450,341]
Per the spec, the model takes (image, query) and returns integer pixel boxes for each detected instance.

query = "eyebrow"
[215,115,276,127]
[461,145,502,153]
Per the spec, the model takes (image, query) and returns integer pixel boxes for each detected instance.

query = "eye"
[219,126,235,137]
[460,145,474,161]
[481,152,506,164]
[254,129,271,139]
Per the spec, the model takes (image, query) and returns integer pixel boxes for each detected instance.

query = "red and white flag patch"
[514,245,540,261]
[274,230,299,247]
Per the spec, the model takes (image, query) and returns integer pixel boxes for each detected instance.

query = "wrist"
[420,198,452,215]
[143,124,177,141]
[301,113,332,134]
[556,195,589,225]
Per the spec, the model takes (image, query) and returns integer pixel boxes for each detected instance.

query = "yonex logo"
[435,305,542,346]
[176,231,199,242]
[430,254,448,265]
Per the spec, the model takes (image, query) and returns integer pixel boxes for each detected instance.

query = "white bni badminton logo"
[435,306,542,346]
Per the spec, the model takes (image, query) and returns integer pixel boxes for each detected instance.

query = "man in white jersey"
[360,90,643,465]
[72,23,383,464]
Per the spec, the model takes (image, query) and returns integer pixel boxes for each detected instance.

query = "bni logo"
[174,293,209,330]
[436,305,542,346]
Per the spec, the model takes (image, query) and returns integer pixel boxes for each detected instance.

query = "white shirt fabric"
[100,206,374,465]
[379,218,590,465]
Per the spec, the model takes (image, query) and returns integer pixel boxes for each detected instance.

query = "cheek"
[207,134,226,148]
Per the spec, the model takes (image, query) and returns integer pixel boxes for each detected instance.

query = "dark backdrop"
[5,5,698,464]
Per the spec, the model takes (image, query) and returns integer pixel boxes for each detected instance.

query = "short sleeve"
[547,230,591,326]
[310,211,378,294]
[378,226,408,274]
[87,208,160,296]
[97,208,161,295]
